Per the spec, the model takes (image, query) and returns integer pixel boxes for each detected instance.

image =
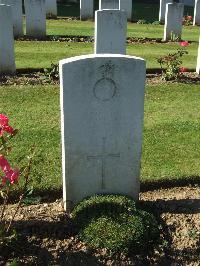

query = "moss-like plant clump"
[71,195,160,253]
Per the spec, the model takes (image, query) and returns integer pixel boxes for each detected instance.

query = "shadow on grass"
[1,175,199,205]
[0,217,102,265]
[59,251,103,266]
[1,236,102,265]
[1,194,199,265]
[0,233,54,265]
[140,175,200,192]
[139,198,200,214]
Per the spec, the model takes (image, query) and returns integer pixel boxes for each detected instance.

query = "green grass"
[0,85,61,190]
[15,41,92,69]
[15,41,198,70]
[0,83,199,191]
[17,19,199,70]
[141,83,200,180]
[46,20,199,42]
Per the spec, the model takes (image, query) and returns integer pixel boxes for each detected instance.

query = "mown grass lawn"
[0,83,199,191]
[46,20,199,42]
[15,41,198,70]
[17,18,199,70]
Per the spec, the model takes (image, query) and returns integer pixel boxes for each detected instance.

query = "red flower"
[5,168,20,184]
[180,41,189,47]
[179,67,188,72]
[187,16,192,20]
[0,155,20,185]
[0,114,15,137]
[0,155,11,172]
[0,114,9,126]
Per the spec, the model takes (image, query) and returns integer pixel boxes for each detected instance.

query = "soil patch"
[0,186,199,265]
[15,35,198,45]
[1,72,199,87]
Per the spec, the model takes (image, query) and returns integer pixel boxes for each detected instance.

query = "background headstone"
[159,0,173,23]
[95,9,127,54]
[179,0,195,7]
[0,0,23,37]
[46,0,57,18]
[80,0,93,20]
[196,38,200,74]
[193,0,200,25]
[99,0,119,10]
[0,4,16,74]
[25,0,46,38]
[119,0,132,21]
[59,54,146,210]
[163,3,184,41]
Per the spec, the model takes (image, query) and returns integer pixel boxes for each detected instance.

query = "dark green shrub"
[71,195,160,253]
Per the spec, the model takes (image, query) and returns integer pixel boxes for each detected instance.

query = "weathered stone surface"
[159,0,173,23]
[0,0,23,37]
[80,0,93,20]
[99,0,119,10]
[163,3,184,41]
[25,0,46,38]
[94,9,127,54]
[0,4,15,74]
[46,0,57,18]
[119,0,132,21]
[193,0,200,25]
[196,38,200,74]
[59,54,146,210]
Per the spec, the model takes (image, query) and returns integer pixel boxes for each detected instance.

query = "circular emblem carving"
[93,78,117,101]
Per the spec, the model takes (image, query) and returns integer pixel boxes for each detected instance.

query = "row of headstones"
[80,0,200,26]
[59,7,199,210]
[0,0,57,38]
[160,0,200,26]
[81,0,197,42]
[60,6,144,210]
[0,5,200,75]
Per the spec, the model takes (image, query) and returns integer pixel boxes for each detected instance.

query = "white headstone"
[163,3,184,41]
[119,0,132,21]
[0,4,16,74]
[159,0,173,23]
[196,38,200,74]
[193,0,200,25]
[25,0,46,38]
[0,0,23,37]
[59,54,146,210]
[46,0,57,18]
[80,0,93,20]
[99,0,119,9]
[95,9,127,54]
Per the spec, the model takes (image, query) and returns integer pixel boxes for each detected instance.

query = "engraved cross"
[87,137,120,189]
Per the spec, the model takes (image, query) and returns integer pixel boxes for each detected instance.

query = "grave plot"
[0,0,199,265]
